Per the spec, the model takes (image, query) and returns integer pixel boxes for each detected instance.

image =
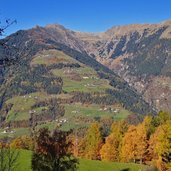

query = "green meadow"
[16,150,145,171]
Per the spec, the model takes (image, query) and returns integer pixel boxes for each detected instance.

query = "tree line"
[70,111,171,171]
[0,111,171,171]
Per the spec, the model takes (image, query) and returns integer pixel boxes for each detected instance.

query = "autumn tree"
[100,132,119,161]
[111,120,128,141]
[10,135,33,150]
[121,121,148,163]
[136,123,148,163]
[100,121,128,162]
[100,117,113,137]
[83,123,103,160]
[77,137,87,158]
[121,125,138,162]
[68,127,87,158]
[147,132,159,162]
[32,128,78,171]
[152,111,170,127]
[155,121,171,170]
[141,116,154,137]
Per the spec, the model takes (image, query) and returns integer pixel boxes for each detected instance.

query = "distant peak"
[160,20,171,26]
[45,24,67,30]
[33,25,43,29]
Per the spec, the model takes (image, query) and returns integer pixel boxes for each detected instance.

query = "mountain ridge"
[28,20,171,112]
[1,19,171,135]
[0,25,154,136]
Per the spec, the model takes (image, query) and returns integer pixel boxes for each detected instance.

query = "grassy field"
[0,128,30,139]
[31,49,78,66]
[6,92,49,122]
[16,150,145,171]
[52,66,113,93]
[35,121,57,131]
[64,103,130,119]
[3,92,131,136]
[17,150,32,171]
[2,95,131,135]
[79,159,145,171]
[60,103,131,131]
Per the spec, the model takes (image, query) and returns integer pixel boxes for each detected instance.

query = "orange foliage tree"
[100,133,119,161]
[121,122,148,163]
[100,121,128,162]
[10,135,33,150]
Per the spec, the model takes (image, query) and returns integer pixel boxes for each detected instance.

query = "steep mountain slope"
[0,26,152,137]
[76,20,171,112]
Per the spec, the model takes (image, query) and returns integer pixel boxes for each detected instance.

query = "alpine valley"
[0,20,171,136]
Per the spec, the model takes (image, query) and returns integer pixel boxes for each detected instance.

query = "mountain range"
[0,20,171,135]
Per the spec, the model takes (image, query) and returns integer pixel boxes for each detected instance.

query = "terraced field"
[60,103,131,131]
[31,49,78,66]
[51,66,113,93]
[6,92,49,122]
[0,128,30,138]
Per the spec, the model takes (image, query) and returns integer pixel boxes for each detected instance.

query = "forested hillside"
[0,27,153,137]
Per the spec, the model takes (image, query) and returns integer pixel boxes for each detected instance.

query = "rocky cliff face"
[76,20,171,112]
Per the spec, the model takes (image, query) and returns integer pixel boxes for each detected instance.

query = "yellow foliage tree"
[121,125,138,162]
[100,121,128,162]
[10,135,33,150]
[111,120,128,135]
[100,133,119,161]
[84,123,103,160]
[121,123,148,163]
[155,121,171,169]
[148,132,159,161]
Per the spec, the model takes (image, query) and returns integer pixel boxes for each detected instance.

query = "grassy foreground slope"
[18,150,145,171]
[79,159,144,171]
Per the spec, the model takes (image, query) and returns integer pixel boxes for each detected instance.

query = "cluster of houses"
[84,83,96,87]
[71,110,80,114]
[29,110,36,114]
[63,69,74,74]
[99,107,120,113]
[1,127,15,134]
[55,118,67,124]
[22,95,39,100]
[82,76,99,80]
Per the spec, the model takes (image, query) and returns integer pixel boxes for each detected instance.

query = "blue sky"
[1,0,171,35]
